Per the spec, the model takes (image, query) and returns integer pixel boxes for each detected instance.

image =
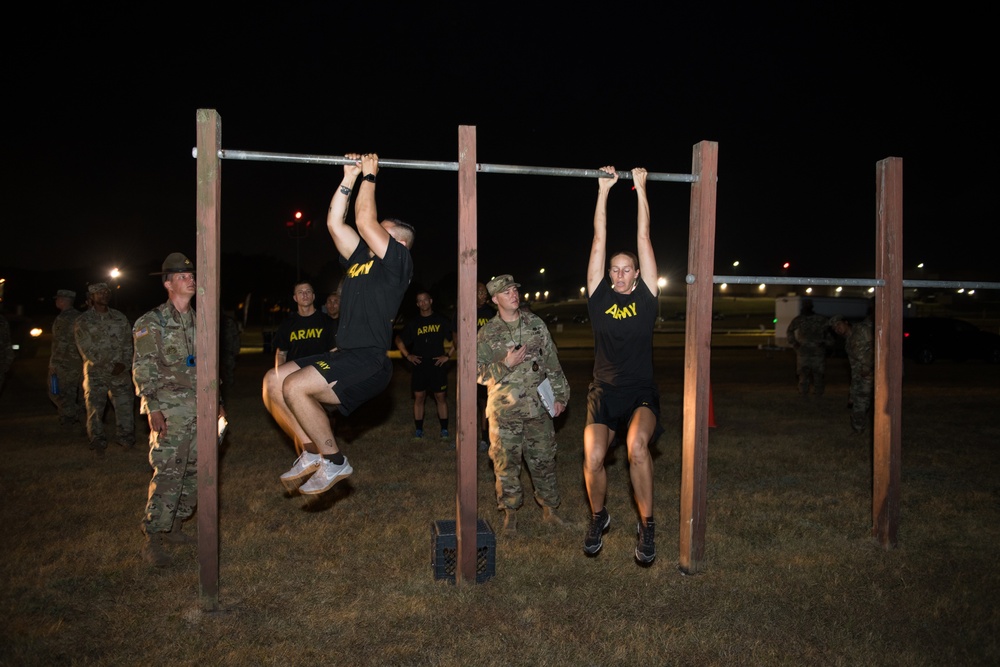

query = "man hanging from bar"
[266,153,415,495]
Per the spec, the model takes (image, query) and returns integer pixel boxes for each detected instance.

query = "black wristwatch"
[363,173,376,183]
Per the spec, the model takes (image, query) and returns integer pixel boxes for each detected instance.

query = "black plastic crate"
[431,519,496,584]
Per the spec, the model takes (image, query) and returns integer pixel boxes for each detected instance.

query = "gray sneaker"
[299,457,353,495]
[280,452,322,489]
[635,519,656,564]
[583,508,611,555]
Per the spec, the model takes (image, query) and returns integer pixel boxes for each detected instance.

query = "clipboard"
[537,378,556,418]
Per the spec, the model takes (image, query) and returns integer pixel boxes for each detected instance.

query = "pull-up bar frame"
[194,108,928,611]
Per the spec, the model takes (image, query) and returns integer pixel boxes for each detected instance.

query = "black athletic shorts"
[295,347,393,416]
[410,359,449,393]
[586,382,663,441]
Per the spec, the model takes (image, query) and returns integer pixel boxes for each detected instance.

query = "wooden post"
[455,126,479,583]
[873,157,903,548]
[679,140,718,574]
[195,109,222,609]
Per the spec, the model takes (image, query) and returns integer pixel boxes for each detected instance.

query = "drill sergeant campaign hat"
[486,274,520,297]
[151,252,195,276]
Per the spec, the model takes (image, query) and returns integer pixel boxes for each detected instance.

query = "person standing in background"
[395,290,455,440]
[49,289,86,427]
[75,282,134,456]
[831,315,874,435]
[0,310,12,395]
[262,281,337,456]
[786,299,834,398]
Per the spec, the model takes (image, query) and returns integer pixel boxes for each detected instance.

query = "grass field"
[1,342,998,665]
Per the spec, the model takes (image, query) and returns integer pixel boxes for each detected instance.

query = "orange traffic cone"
[708,383,716,428]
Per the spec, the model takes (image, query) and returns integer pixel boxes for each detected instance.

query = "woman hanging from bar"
[582,165,664,565]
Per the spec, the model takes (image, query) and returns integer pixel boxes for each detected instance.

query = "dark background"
[3,3,995,324]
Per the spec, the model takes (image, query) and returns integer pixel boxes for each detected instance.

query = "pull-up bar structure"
[193,111,717,608]
[193,107,919,612]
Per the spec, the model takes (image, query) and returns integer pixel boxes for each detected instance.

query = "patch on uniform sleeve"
[134,327,156,357]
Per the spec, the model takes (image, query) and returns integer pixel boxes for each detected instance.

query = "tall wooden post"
[873,157,903,548]
[679,140,718,574]
[195,109,222,609]
[455,126,479,583]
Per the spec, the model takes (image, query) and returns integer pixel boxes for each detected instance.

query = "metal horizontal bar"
[190,148,697,183]
[901,279,1000,290]
[709,275,884,287]
[709,275,1000,290]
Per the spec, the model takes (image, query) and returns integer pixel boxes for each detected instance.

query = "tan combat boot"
[142,533,170,568]
[161,517,197,545]
[542,506,565,526]
[503,508,517,536]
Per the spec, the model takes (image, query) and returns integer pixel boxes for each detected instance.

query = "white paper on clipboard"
[537,378,556,418]
[218,415,229,444]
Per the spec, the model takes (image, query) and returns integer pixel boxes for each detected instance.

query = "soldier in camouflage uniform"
[74,282,135,455]
[132,252,208,566]
[786,299,834,397]
[49,289,86,426]
[831,316,875,434]
[477,274,569,537]
[0,310,12,394]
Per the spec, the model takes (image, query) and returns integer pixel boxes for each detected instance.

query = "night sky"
[5,4,996,315]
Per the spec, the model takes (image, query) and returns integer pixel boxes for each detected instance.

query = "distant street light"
[657,277,667,322]
[109,267,121,308]
[285,210,311,282]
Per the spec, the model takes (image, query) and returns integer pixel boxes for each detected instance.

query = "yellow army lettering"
[289,327,326,342]
[347,260,374,278]
[604,302,638,319]
[416,324,441,335]
[316,360,331,370]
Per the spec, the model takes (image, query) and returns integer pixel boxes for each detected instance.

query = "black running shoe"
[583,508,611,555]
[635,519,656,564]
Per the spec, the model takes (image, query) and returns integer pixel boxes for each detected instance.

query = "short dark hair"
[384,218,415,247]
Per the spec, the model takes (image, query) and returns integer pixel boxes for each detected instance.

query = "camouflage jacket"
[50,307,83,371]
[132,301,197,415]
[845,319,874,377]
[74,308,132,372]
[787,313,833,350]
[476,310,569,420]
[0,314,12,375]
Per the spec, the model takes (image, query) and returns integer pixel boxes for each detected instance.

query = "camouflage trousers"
[489,415,560,511]
[49,367,86,425]
[849,370,874,432]
[143,404,198,534]
[795,348,826,395]
[83,371,135,447]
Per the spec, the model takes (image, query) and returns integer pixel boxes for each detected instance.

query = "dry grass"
[1,347,998,666]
